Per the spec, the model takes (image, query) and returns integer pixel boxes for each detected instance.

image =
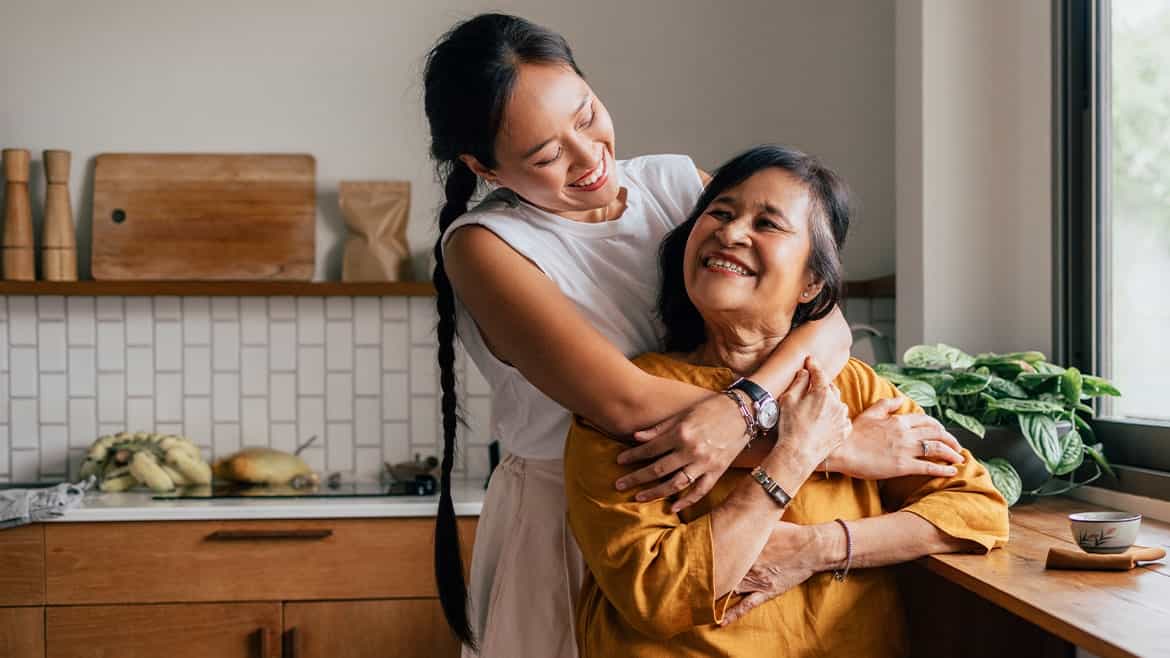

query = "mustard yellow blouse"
[565,355,1010,658]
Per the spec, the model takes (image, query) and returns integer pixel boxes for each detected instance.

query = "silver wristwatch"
[728,377,779,431]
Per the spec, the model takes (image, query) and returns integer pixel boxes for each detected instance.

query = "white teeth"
[704,257,751,276]
[570,157,605,188]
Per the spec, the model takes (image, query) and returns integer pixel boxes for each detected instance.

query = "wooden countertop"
[919,496,1170,658]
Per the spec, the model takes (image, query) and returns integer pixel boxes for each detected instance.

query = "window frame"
[1055,0,1170,498]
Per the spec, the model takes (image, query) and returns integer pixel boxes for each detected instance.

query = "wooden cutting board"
[92,153,316,280]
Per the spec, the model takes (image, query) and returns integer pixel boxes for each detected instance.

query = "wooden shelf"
[0,280,436,297]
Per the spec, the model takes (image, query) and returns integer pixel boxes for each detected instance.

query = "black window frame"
[1055,0,1170,500]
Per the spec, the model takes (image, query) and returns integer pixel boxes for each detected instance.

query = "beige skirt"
[462,454,586,658]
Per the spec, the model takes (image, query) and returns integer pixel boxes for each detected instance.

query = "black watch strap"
[730,377,770,405]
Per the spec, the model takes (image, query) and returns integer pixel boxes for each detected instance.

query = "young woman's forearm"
[748,307,851,397]
[806,511,980,572]
[606,306,850,434]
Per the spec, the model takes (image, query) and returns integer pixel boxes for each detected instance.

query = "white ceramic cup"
[1068,511,1142,554]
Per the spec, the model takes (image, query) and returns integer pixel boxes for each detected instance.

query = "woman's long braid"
[423,12,584,646]
[432,160,480,649]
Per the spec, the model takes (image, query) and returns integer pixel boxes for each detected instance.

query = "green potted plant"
[875,344,1120,506]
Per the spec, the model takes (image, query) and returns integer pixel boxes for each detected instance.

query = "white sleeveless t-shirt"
[441,154,705,460]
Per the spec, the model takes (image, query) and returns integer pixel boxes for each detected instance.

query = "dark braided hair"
[423,13,583,649]
[658,145,851,353]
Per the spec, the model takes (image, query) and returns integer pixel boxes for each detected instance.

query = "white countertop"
[46,479,485,522]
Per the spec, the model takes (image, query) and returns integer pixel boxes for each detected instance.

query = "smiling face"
[460,62,620,221]
[683,167,826,334]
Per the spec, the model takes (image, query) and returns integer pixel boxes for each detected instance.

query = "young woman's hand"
[719,521,819,626]
[826,398,965,480]
[614,392,752,512]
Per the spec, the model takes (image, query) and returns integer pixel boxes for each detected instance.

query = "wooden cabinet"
[284,600,459,658]
[0,525,45,605]
[0,607,44,658]
[45,603,280,658]
[29,516,475,658]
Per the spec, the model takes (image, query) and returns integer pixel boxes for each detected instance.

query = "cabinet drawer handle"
[283,626,301,658]
[205,529,333,541]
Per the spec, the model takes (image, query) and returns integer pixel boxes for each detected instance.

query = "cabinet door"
[0,607,44,658]
[0,525,45,604]
[284,600,460,658]
[46,602,280,658]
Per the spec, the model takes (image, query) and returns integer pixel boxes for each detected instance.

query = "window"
[1058,0,1170,493]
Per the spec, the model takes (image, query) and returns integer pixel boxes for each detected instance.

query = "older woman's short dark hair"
[658,145,851,353]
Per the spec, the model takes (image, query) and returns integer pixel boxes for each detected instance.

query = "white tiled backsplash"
[0,295,494,484]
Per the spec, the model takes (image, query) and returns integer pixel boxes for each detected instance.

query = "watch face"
[758,400,780,429]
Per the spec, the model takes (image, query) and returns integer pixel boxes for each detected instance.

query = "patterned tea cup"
[1068,511,1142,554]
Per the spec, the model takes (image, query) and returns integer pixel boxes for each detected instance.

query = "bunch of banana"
[80,432,212,493]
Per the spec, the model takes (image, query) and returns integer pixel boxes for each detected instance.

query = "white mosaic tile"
[326,422,354,472]
[68,398,96,448]
[297,297,325,344]
[39,373,67,423]
[39,322,67,371]
[96,321,125,371]
[125,297,153,345]
[38,296,66,320]
[212,373,240,422]
[298,346,325,396]
[66,297,96,345]
[326,373,353,421]
[242,397,269,447]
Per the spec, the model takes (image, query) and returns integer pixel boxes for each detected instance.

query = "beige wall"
[895,0,1052,357]
[0,0,896,281]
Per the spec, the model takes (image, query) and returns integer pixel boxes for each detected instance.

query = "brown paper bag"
[340,181,412,281]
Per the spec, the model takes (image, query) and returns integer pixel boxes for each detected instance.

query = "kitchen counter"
[46,479,485,522]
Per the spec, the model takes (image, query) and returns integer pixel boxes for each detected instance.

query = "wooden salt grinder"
[42,150,78,281]
[2,148,35,280]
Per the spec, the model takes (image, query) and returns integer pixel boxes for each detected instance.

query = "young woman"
[422,13,965,657]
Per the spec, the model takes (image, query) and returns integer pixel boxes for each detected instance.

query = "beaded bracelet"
[833,518,853,582]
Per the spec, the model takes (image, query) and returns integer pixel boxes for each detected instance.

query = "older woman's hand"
[826,398,965,480]
[775,357,852,471]
[719,521,821,626]
[614,393,751,511]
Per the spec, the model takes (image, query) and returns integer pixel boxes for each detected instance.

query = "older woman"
[564,145,1010,657]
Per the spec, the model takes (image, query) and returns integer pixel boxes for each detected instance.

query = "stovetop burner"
[151,475,437,500]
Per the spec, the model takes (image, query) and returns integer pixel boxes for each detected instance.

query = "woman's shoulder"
[620,153,696,174]
[440,189,554,254]
[620,153,704,210]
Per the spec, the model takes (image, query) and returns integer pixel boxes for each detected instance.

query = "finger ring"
[920,440,930,457]
[681,469,695,485]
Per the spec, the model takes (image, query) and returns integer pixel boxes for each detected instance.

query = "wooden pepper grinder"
[2,148,36,280]
[42,149,78,281]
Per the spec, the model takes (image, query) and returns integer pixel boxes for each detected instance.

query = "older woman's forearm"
[710,443,820,596]
[807,511,982,572]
